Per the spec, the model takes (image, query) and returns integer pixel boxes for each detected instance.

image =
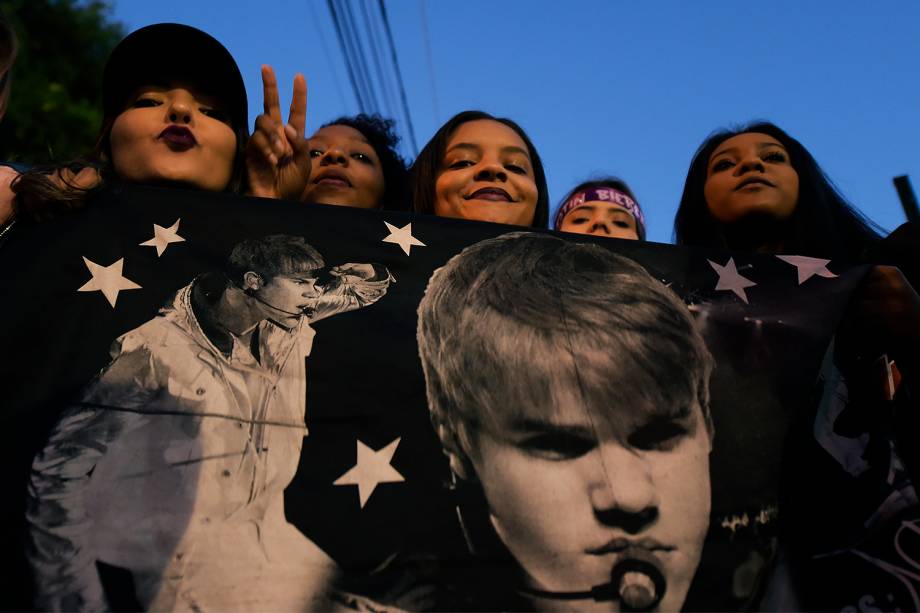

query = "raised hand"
[246,65,310,200]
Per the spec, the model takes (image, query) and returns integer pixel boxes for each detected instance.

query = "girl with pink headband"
[554,177,646,240]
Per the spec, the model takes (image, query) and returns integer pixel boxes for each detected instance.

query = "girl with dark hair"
[554,177,646,240]
[673,121,881,259]
[409,110,549,228]
[2,24,309,229]
[675,122,920,610]
[302,113,409,211]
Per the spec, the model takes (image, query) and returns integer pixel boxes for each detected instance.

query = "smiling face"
[251,272,322,327]
[470,390,711,612]
[109,83,237,192]
[559,202,640,240]
[434,120,539,226]
[703,132,800,224]
[303,124,386,209]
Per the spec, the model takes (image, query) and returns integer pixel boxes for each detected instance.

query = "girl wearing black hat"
[4,23,309,229]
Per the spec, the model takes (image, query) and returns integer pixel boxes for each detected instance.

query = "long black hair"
[673,121,881,260]
[320,113,409,211]
[409,110,549,228]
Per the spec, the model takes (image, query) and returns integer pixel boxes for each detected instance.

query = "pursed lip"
[464,187,513,202]
[158,125,197,150]
[313,169,352,188]
[735,177,775,190]
[586,537,675,556]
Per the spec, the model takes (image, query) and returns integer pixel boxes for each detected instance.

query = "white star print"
[139,218,185,257]
[708,257,757,304]
[382,221,425,255]
[77,257,142,307]
[334,438,405,508]
[776,255,837,285]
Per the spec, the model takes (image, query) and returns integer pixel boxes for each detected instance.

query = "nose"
[734,153,765,176]
[589,220,611,235]
[473,159,507,182]
[167,98,193,125]
[588,443,659,533]
[320,148,348,166]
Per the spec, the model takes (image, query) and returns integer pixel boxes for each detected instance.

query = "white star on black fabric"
[708,257,757,304]
[77,257,142,307]
[382,221,425,255]
[140,218,185,256]
[334,438,405,508]
[776,255,837,285]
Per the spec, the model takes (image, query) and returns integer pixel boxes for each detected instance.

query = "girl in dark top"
[303,113,409,211]
[409,110,549,228]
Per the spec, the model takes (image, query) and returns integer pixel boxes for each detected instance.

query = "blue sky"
[110,1,920,243]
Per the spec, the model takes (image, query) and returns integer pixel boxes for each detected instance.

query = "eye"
[505,163,527,175]
[614,220,631,229]
[131,96,161,109]
[309,149,324,158]
[763,151,788,163]
[201,107,230,124]
[352,152,373,164]
[711,158,734,173]
[627,418,690,452]
[447,159,474,170]
[570,216,590,225]
[519,431,596,460]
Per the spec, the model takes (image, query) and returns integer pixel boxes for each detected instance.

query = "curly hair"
[321,113,409,211]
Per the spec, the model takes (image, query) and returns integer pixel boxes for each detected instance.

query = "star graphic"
[334,438,405,508]
[382,221,425,255]
[140,218,185,257]
[77,257,142,307]
[708,257,757,304]
[776,255,837,285]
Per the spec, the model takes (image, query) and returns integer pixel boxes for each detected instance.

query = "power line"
[377,0,419,156]
[360,0,398,119]
[326,0,366,112]
[307,0,350,114]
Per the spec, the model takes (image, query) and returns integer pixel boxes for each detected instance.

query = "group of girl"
[4,20,913,267]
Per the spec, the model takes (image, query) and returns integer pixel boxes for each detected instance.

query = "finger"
[287,123,311,170]
[248,129,279,167]
[287,73,307,135]
[261,65,283,121]
[255,115,288,161]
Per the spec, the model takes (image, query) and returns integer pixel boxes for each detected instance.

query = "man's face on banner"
[470,391,711,611]
[255,271,322,326]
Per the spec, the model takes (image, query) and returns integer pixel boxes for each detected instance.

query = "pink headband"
[554,187,646,238]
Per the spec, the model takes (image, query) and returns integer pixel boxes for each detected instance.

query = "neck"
[212,286,263,337]
[722,214,790,254]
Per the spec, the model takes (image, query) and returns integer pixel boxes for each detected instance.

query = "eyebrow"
[711,142,787,160]
[446,142,531,158]
[507,417,594,437]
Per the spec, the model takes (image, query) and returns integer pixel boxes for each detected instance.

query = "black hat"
[102,23,248,134]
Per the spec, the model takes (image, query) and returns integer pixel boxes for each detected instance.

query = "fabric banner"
[0,185,914,611]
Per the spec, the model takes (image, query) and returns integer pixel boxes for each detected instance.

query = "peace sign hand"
[246,65,311,200]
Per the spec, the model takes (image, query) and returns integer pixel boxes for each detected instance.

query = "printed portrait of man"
[26,234,392,611]
[416,232,714,611]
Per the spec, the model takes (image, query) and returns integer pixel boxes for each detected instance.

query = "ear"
[242,271,263,292]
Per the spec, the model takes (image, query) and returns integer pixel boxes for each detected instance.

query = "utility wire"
[361,0,398,119]
[308,0,350,114]
[326,0,366,112]
[377,0,419,156]
[337,0,376,112]
[342,0,380,113]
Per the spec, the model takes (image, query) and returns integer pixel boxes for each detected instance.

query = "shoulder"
[0,164,19,225]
